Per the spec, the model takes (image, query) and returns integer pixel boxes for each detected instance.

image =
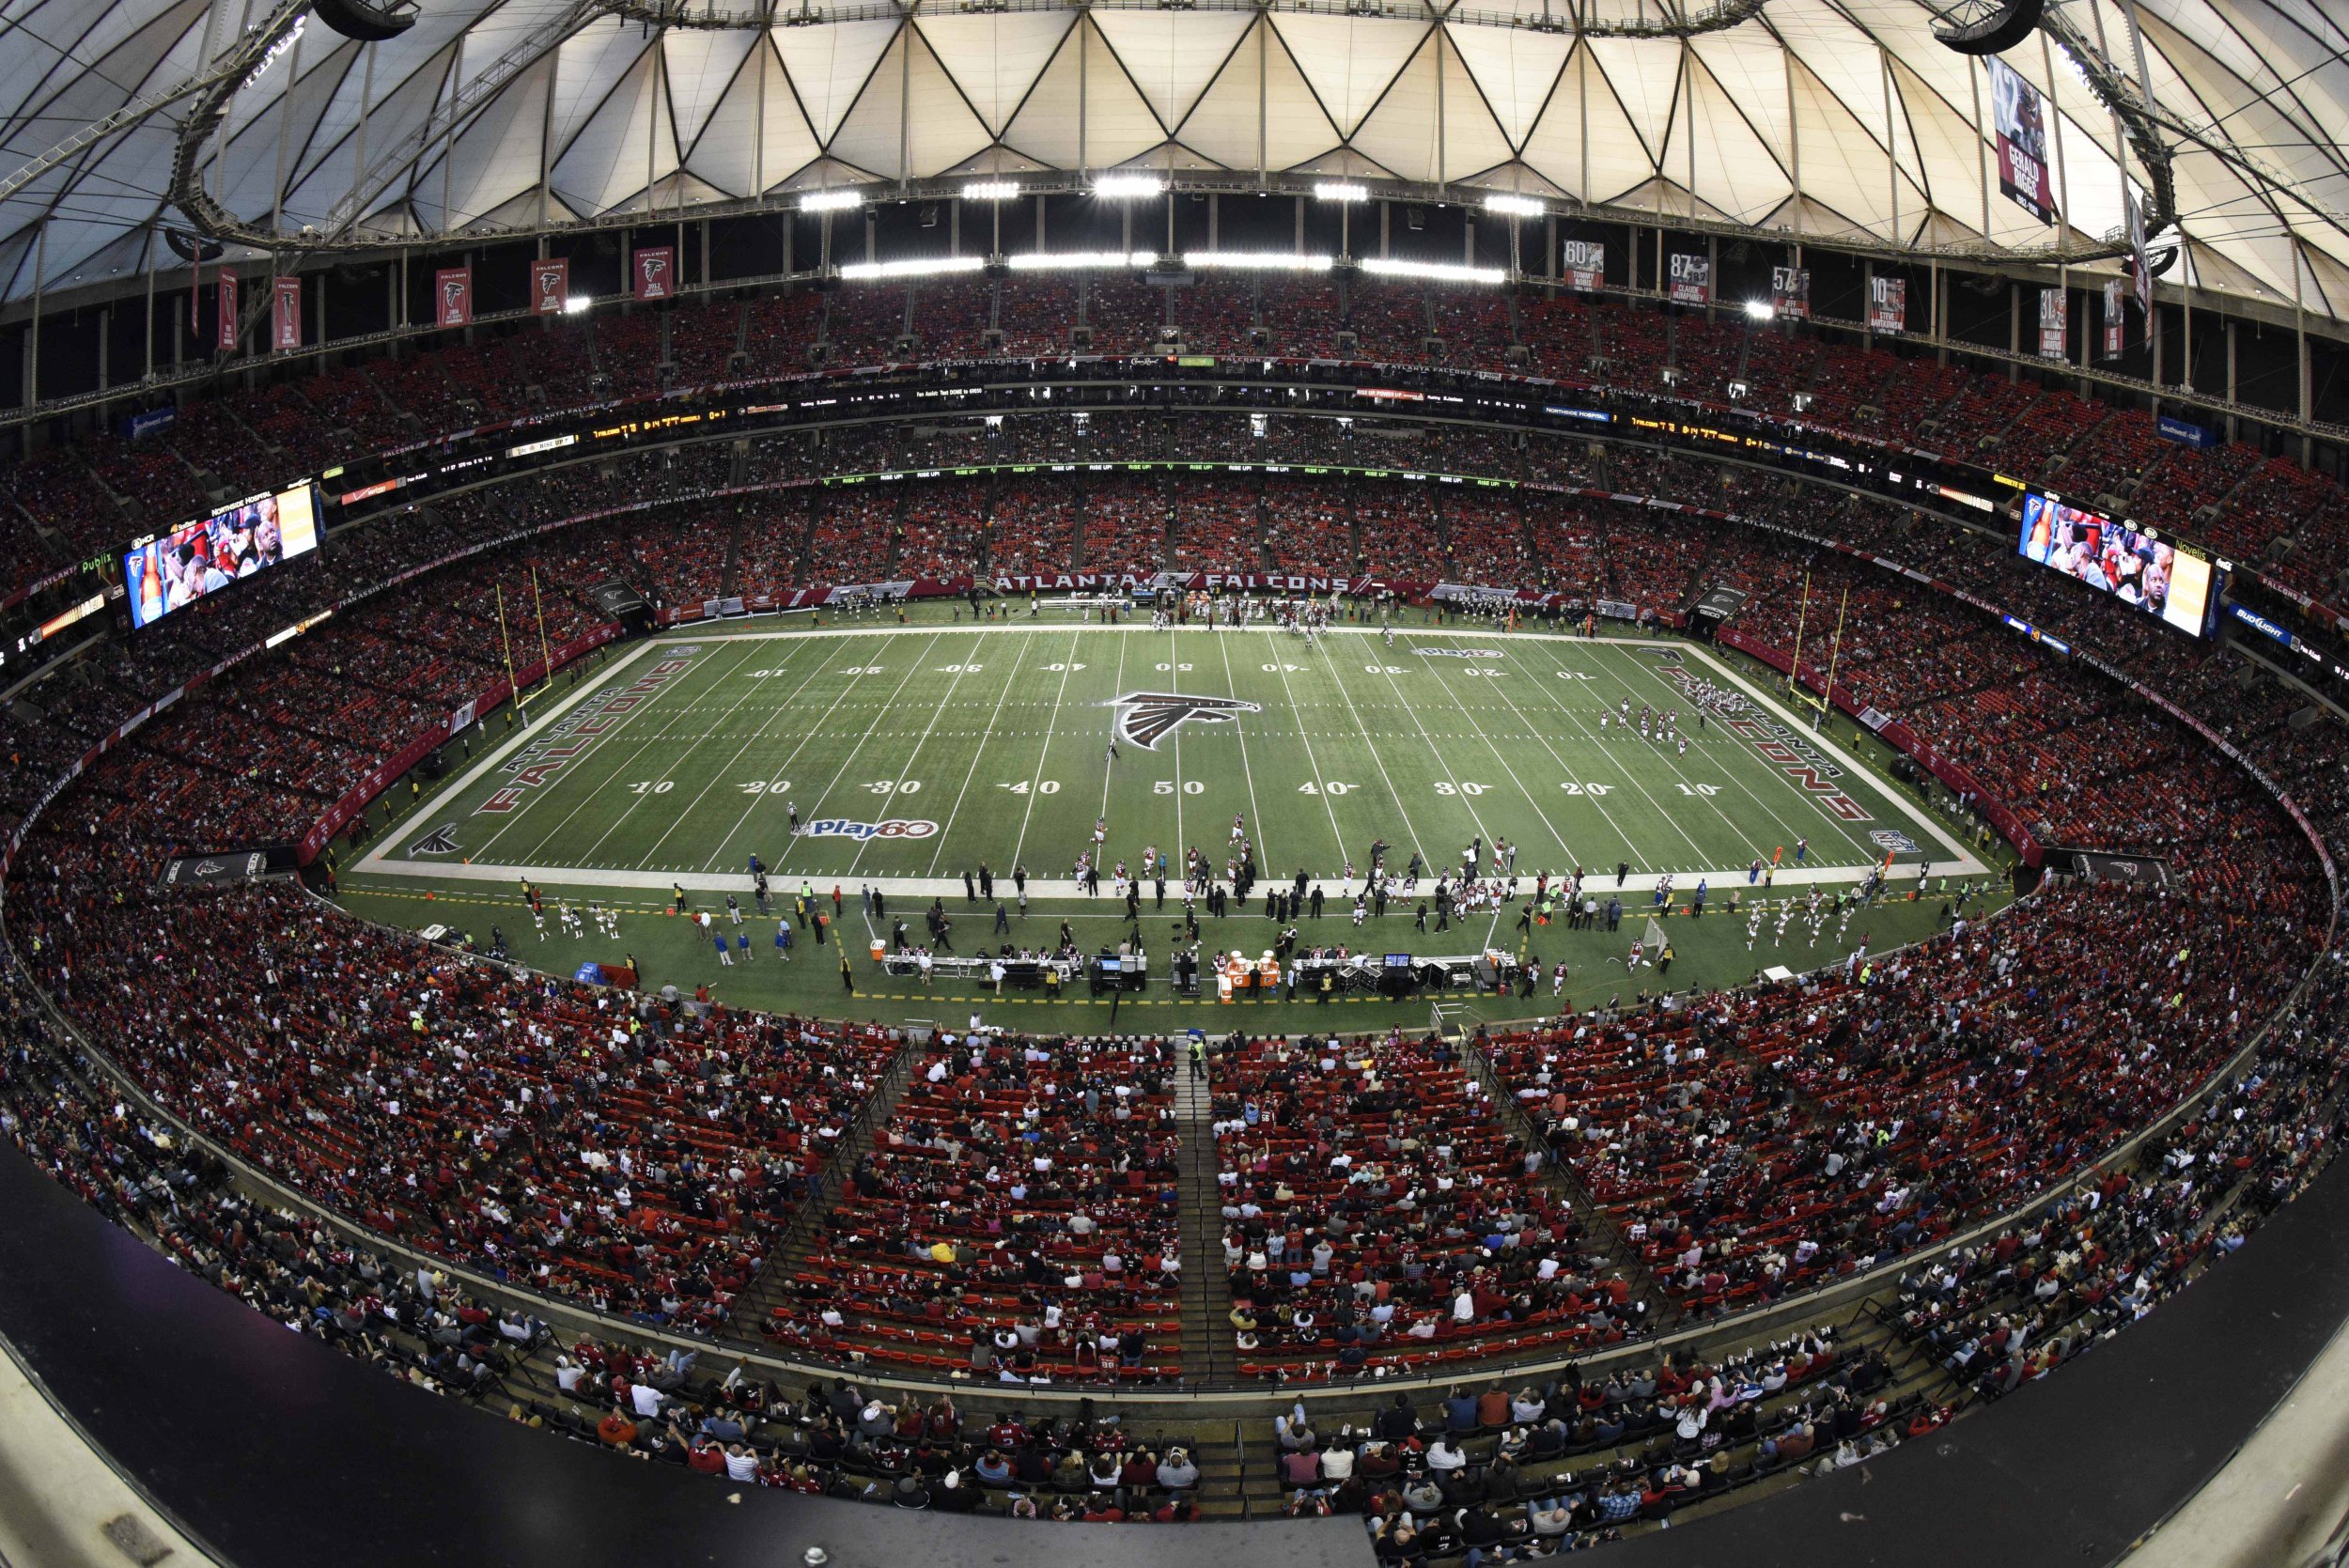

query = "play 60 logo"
[798,817,940,841]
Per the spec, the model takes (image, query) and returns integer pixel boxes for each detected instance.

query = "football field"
[357,621,1983,900]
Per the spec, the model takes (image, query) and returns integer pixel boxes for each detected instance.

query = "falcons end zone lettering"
[1108,692,1262,750]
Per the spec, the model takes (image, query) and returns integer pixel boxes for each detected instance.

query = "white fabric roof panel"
[0,0,2340,316]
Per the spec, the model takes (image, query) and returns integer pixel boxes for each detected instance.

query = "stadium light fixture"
[840,256,988,281]
[798,189,864,212]
[1744,299,1776,320]
[1004,251,1156,271]
[1184,252,1335,272]
[1314,181,1371,203]
[1094,174,1167,199]
[1358,256,1507,286]
[962,180,1022,201]
[1482,194,1545,218]
[563,295,592,315]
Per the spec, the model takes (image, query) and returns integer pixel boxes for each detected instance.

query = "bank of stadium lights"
[1744,300,1776,320]
[1314,181,1371,203]
[839,256,987,281]
[797,189,864,212]
[563,295,592,315]
[1093,174,1167,199]
[1482,194,1545,218]
[1359,256,1506,286]
[1184,253,1335,272]
[1004,251,1157,271]
[962,181,1022,201]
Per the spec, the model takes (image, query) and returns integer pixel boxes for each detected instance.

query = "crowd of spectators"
[9,277,2341,629]
[786,1031,1186,1380]
[1216,1028,1625,1379]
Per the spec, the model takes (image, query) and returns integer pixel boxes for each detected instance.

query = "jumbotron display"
[125,482,320,631]
[2016,490,2216,637]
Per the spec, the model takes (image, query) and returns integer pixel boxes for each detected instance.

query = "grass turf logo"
[1108,691,1263,750]
[1416,646,1505,660]
[796,817,940,841]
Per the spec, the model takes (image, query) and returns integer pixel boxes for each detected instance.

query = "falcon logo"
[1108,691,1262,750]
[410,825,460,856]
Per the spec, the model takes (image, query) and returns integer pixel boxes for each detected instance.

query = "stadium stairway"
[1174,1053,1234,1389]
[720,1043,922,1344]
[1459,1033,1683,1330]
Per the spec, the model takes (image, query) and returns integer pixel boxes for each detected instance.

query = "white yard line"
[776,631,945,877]
[1213,629,1272,872]
[1605,644,1880,861]
[847,633,988,876]
[693,636,888,872]
[1400,640,1582,868]
[1168,629,1186,858]
[563,638,821,869]
[924,633,1035,876]
[1096,629,1130,827]
[1330,642,1501,868]
[1006,629,1085,874]
[1259,630,1355,876]
[474,640,760,866]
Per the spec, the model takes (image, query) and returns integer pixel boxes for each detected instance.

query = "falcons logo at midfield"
[1108,691,1263,750]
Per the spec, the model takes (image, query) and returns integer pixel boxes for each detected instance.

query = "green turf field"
[335,614,2001,1030]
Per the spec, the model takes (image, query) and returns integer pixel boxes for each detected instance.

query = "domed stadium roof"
[0,0,2343,314]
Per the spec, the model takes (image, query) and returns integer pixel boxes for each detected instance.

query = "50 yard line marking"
[1168,628,1185,859]
[924,633,1034,876]
[1097,627,1129,829]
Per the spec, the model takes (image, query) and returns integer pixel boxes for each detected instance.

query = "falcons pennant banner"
[435,266,474,327]
[216,274,239,352]
[2102,277,2126,359]
[632,245,675,301]
[272,276,302,350]
[531,257,569,315]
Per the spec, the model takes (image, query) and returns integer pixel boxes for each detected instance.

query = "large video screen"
[2017,491,2214,637]
[126,483,319,631]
